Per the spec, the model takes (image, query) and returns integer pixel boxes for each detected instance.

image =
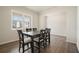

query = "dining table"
[22,31,40,53]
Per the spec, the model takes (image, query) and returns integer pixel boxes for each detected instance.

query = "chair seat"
[24,37,31,43]
[33,38,44,42]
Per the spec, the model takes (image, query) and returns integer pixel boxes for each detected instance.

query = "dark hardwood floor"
[0,35,78,53]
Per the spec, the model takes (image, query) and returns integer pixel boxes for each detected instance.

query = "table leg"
[31,37,34,53]
[49,34,50,45]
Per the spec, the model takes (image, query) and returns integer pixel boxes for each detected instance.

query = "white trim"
[51,34,76,44]
[11,9,33,30]
[11,9,32,17]
[66,40,76,44]
[77,43,79,51]
[51,34,66,38]
[0,39,18,45]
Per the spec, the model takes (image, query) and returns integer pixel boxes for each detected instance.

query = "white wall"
[66,7,77,43]
[77,7,79,51]
[0,6,39,45]
[0,8,3,43]
[39,6,77,43]
[46,11,66,36]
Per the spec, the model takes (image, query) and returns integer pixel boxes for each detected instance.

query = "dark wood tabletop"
[23,31,40,38]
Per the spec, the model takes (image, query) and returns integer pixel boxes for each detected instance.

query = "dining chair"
[33,28,37,31]
[17,30,32,53]
[45,28,51,46]
[26,28,32,32]
[33,30,46,52]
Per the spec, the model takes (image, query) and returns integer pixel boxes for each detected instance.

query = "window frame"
[11,10,33,30]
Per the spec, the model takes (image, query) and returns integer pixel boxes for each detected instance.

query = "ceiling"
[26,6,53,13]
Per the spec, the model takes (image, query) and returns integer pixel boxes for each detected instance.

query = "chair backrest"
[45,28,51,32]
[45,28,51,34]
[45,28,51,39]
[33,28,37,31]
[40,30,46,39]
[17,30,24,42]
[26,28,32,32]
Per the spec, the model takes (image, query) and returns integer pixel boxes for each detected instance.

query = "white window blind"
[11,10,31,30]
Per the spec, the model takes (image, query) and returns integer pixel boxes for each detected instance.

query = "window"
[11,10,31,30]
[23,16,31,28]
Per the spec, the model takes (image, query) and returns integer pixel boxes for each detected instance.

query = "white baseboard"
[77,42,79,52]
[51,34,76,44]
[0,39,18,45]
[66,39,76,44]
[51,34,66,38]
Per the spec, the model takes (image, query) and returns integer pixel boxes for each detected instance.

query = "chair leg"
[43,40,46,48]
[22,44,24,53]
[19,42,21,53]
[45,40,47,47]
[49,35,50,44]
[38,43,40,53]
[19,44,21,52]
